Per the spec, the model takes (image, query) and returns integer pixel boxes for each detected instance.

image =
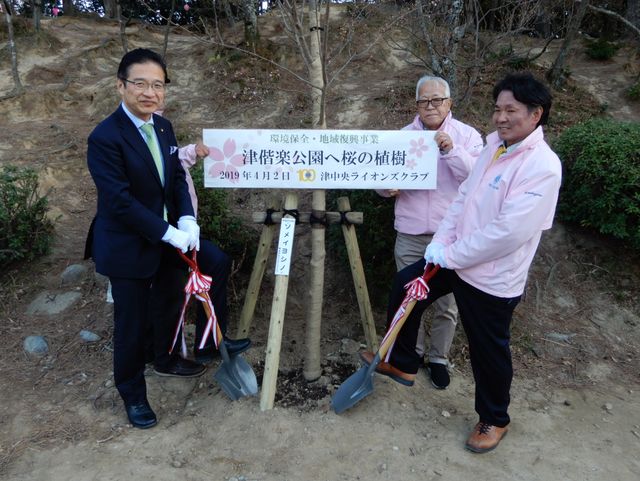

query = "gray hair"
[415,75,451,100]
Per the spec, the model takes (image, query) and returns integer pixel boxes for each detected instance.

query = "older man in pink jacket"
[361,72,562,454]
[378,75,483,389]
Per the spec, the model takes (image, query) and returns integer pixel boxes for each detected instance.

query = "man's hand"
[164,226,191,253]
[435,132,453,154]
[424,241,448,268]
[178,217,200,251]
[386,189,399,197]
[195,142,209,158]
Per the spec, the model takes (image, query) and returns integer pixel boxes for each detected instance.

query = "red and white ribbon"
[169,266,220,357]
[382,274,430,362]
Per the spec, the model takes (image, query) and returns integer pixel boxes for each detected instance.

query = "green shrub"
[327,190,396,308]
[0,165,54,270]
[585,39,619,60]
[554,119,640,248]
[189,163,256,271]
[627,81,640,101]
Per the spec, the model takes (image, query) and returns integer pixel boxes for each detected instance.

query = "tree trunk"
[241,0,259,51]
[303,189,326,381]
[221,0,235,28]
[2,0,24,94]
[32,0,42,33]
[626,0,640,28]
[308,0,325,128]
[162,0,176,60]
[117,0,128,54]
[548,0,590,88]
[103,0,117,19]
[441,0,465,96]
[63,0,75,16]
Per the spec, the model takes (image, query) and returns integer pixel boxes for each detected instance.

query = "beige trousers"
[394,232,458,365]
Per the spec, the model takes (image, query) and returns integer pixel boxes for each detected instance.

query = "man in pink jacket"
[361,72,562,453]
[378,75,483,389]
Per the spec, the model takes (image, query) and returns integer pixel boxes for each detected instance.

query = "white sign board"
[202,129,438,190]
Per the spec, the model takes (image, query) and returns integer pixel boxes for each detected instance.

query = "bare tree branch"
[587,3,640,38]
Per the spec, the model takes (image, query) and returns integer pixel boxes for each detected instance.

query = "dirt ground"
[1,13,639,481]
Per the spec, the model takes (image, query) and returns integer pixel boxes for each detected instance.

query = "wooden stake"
[236,194,279,338]
[337,196,378,351]
[303,190,325,381]
[260,192,298,411]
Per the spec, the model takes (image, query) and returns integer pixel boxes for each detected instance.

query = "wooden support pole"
[236,195,279,339]
[337,196,378,351]
[260,192,298,411]
[303,190,326,381]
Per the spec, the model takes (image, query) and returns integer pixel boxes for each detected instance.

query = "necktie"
[491,144,507,163]
[140,123,168,221]
[140,123,164,185]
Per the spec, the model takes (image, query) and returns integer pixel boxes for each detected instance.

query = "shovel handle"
[378,263,440,359]
[176,248,198,270]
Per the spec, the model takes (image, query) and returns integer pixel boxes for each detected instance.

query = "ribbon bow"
[382,266,433,362]
[170,250,221,357]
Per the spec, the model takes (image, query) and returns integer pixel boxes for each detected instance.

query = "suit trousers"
[111,245,186,404]
[394,232,458,364]
[388,259,520,427]
[148,238,231,361]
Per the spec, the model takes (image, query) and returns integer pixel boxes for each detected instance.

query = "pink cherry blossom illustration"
[408,137,429,158]
[207,138,245,184]
[406,158,417,170]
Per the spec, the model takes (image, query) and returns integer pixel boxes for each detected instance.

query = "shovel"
[177,250,258,401]
[331,264,439,414]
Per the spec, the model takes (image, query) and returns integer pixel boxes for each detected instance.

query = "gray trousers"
[394,232,458,365]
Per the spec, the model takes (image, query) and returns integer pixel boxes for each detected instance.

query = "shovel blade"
[214,351,258,401]
[331,355,380,414]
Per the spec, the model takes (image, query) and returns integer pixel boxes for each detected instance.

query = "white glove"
[178,217,200,251]
[163,225,190,253]
[424,242,448,268]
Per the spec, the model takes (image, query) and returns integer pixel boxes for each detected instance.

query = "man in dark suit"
[86,48,208,429]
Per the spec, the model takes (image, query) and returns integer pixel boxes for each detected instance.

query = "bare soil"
[1,13,639,481]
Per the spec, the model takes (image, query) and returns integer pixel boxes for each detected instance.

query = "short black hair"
[492,72,551,126]
[117,48,170,84]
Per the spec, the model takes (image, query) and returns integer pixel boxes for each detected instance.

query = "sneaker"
[427,362,450,389]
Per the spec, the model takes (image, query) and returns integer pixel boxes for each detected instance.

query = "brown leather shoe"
[359,351,416,386]
[465,421,508,453]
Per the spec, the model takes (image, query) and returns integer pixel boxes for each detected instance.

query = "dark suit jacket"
[85,105,194,279]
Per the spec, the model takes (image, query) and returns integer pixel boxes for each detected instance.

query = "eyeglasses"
[121,78,166,92]
[416,97,449,108]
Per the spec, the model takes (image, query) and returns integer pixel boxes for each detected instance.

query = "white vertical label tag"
[274,217,296,276]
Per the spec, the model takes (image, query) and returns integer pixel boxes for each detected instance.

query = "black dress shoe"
[154,356,206,378]
[125,401,157,429]
[194,338,252,364]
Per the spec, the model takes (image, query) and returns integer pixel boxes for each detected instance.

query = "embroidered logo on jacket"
[488,174,501,190]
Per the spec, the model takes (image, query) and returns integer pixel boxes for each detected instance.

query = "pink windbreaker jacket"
[433,126,562,297]
[378,113,483,235]
[178,144,199,217]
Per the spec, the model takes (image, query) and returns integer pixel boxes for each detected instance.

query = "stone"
[545,332,576,343]
[27,291,82,316]
[60,264,88,285]
[340,338,360,355]
[79,330,101,343]
[24,335,49,355]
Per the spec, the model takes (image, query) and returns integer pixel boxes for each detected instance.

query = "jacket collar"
[114,105,165,187]
[486,125,544,158]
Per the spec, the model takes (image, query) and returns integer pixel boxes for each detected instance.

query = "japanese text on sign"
[275,217,296,276]
[202,129,438,190]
